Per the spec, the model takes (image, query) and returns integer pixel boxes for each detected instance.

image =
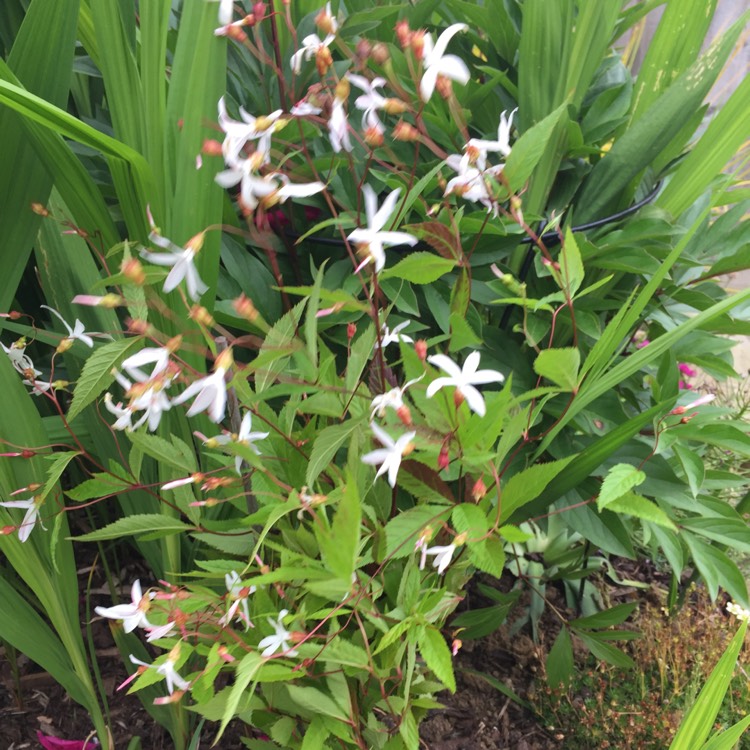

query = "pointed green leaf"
[597,463,646,510]
[418,626,456,692]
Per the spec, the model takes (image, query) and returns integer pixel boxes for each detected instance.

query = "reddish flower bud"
[121,257,146,285]
[415,339,428,361]
[253,2,266,21]
[438,445,450,471]
[22,449,36,459]
[397,404,412,426]
[395,20,411,49]
[202,138,223,157]
[356,39,372,61]
[410,30,426,60]
[347,322,357,340]
[472,477,487,502]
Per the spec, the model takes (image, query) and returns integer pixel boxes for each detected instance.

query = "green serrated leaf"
[380,252,456,284]
[418,626,456,692]
[534,347,580,391]
[68,337,142,420]
[306,419,364,487]
[597,464,647,510]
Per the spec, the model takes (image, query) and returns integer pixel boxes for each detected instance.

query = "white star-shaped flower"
[95,580,155,633]
[219,570,256,630]
[290,32,336,74]
[361,422,416,487]
[172,367,227,423]
[348,74,387,130]
[420,23,470,102]
[218,97,282,164]
[348,186,418,274]
[370,375,423,420]
[41,305,94,348]
[0,494,42,542]
[419,543,456,575]
[467,108,516,160]
[121,346,173,382]
[2,340,41,377]
[328,97,352,153]
[129,649,190,695]
[258,609,298,657]
[426,351,504,417]
[140,217,208,302]
[207,411,269,474]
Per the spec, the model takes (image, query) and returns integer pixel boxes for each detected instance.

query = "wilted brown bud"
[393,120,420,142]
[31,202,49,216]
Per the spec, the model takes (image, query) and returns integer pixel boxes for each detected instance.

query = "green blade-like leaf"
[0,0,79,316]
[669,622,748,750]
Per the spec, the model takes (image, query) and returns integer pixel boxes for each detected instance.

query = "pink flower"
[37,732,99,750]
[678,363,697,378]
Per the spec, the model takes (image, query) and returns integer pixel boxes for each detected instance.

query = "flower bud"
[315,45,334,77]
[202,138,223,156]
[22,450,36,459]
[31,202,50,216]
[435,76,453,99]
[253,2,266,21]
[126,318,150,336]
[392,120,420,142]
[438,445,450,471]
[383,98,407,115]
[233,293,259,323]
[364,125,385,148]
[397,404,412,426]
[334,77,350,102]
[215,347,234,372]
[218,645,236,663]
[471,477,487,502]
[1,525,16,536]
[121,257,146,285]
[395,20,411,49]
[415,339,428,361]
[410,30,426,60]
[315,5,336,35]
[451,638,462,656]
[371,42,390,65]
[347,322,357,340]
[189,305,215,327]
[356,39,372,61]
